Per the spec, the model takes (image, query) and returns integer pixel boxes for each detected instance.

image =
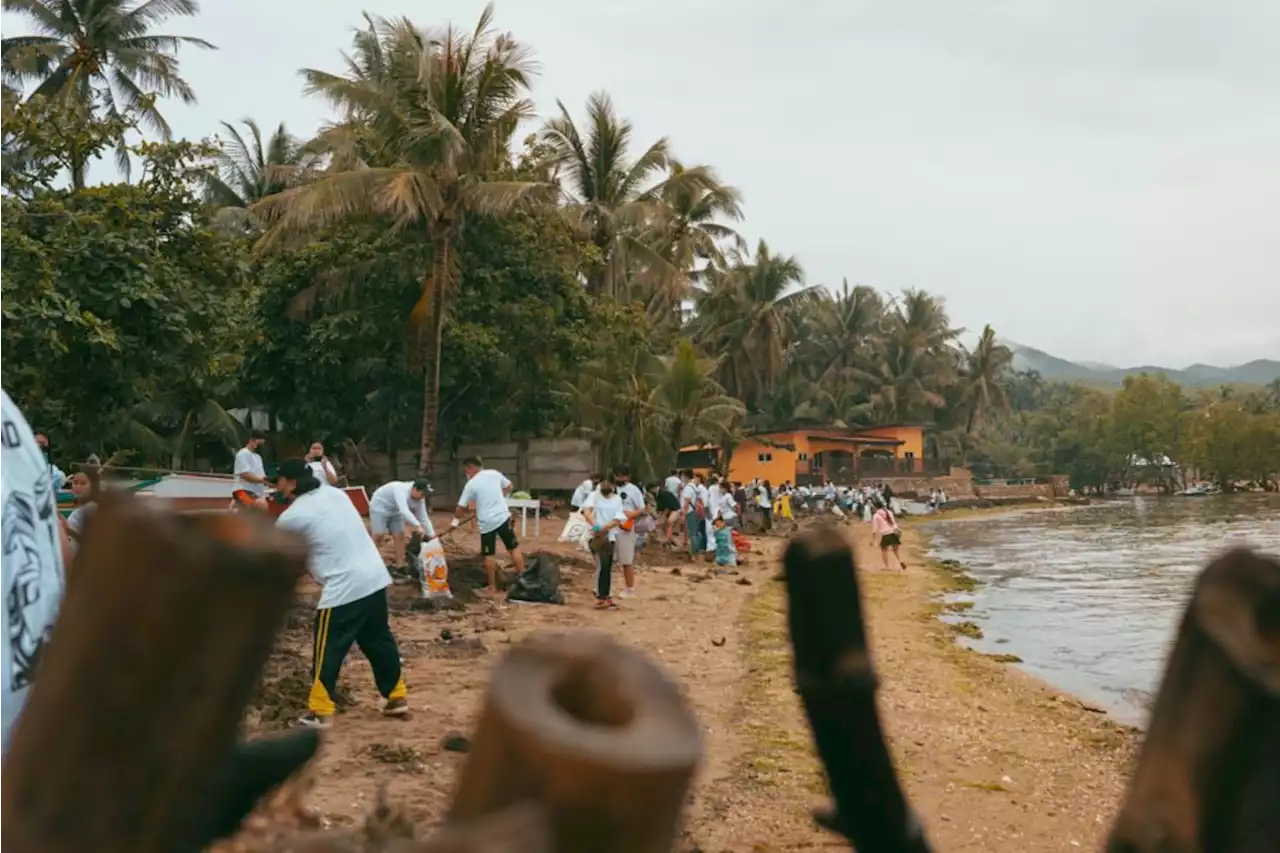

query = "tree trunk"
[418,234,451,477]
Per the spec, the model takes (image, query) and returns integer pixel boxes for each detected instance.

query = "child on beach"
[713,517,736,569]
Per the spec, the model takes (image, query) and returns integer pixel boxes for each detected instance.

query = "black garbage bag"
[506,554,566,605]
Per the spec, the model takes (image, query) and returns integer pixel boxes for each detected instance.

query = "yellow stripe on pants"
[308,608,336,716]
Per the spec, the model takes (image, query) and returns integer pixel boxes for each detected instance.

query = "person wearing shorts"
[871,500,906,571]
[611,464,646,599]
[368,478,434,574]
[231,431,268,511]
[451,457,525,597]
[658,470,682,546]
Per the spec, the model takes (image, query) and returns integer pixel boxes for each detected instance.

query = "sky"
[5,0,1278,368]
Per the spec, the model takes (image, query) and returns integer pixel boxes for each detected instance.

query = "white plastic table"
[506,497,542,538]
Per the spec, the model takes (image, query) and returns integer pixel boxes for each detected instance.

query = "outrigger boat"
[59,468,371,517]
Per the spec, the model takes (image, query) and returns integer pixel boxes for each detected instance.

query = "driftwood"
[1105,547,1280,853]
[782,526,932,853]
[449,630,702,853]
[0,496,313,853]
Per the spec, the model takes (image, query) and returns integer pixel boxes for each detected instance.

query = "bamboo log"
[448,631,702,853]
[1,494,311,853]
[783,526,932,852]
[1105,547,1280,853]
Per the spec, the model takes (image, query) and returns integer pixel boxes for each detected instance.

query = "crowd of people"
[3,391,927,738]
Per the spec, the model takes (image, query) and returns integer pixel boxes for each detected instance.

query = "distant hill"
[1005,343,1279,388]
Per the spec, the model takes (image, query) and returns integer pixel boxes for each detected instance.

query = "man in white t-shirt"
[274,458,408,728]
[231,432,268,510]
[659,469,683,547]
[570,473,601,512]
[368,478,434,572]
[704,474,722,554]
[1,390,69,752]
[609,465,646,598]
[451,456,525,597]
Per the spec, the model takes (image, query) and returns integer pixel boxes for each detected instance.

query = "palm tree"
[204,118,312,229]
[691,240,821,409]
[959,324,1013,434]
[648,338,744,465]
[641,161,744,329]
[1,0,215,187]
[541,90,668,300]
[253,7,542,473]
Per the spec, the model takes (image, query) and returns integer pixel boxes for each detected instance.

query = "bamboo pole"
[782,526,932,852]
[1105,547,1280,853]
[1,495,311,853]
[448,631,702,853]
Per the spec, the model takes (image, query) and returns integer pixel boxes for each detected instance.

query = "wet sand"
[223,514,1137,852]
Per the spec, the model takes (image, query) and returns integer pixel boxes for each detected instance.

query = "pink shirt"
[871,509,899,536]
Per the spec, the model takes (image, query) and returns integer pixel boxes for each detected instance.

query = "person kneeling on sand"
[870,499,907,571]
[274,458,410,728]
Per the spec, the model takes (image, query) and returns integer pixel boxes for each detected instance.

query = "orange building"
[677,424,932,485]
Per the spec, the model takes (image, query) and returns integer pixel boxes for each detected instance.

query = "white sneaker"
[619,587,636,599]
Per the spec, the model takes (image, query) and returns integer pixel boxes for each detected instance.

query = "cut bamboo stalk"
[783,526,932,852]
[1,494,309,853]
[1106,547,1280,853]
[449,631,702,853]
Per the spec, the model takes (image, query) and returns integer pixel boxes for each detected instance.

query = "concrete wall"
[357,438,598,507]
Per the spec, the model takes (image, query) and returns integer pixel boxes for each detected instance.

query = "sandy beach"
[229,512,1139,852]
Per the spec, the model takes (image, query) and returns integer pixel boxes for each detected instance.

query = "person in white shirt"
[704,475,722,554]
[580,479,626,609]
[305,441,339,486]
[2,390,70,752]
[451,457,525,597]
[231,432,268,511]
[692,473,710,555]
[368,478,434,573]
[64,468,100,556]
[274,458,409,728]
[658,469,683,547]
[718,488,739,528]
[570,473,601,512]
[609,465,646,599]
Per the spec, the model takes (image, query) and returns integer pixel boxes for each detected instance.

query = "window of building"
[797,452,809,461]
[757,452,772,462]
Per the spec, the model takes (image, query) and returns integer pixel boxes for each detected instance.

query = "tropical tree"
[641,161,744,328]
[691,240,819,409]
[541,90,668,300]
[648,338,744,464]
[204,118,312,230]
[958,324,1013,434]
[253,6,542,473]
[1,0,214,187]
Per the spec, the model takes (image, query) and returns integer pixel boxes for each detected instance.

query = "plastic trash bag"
[506,554,565,605]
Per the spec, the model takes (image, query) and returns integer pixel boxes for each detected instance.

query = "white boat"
[1175,483,1219,497]
[62,469,371,515]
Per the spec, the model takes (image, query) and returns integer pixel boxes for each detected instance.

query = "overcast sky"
[6,1,1278,367]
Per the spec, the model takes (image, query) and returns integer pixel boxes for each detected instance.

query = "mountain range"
[1005,343,1279,388]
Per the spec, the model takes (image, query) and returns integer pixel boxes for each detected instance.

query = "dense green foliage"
[2,4,1277,489]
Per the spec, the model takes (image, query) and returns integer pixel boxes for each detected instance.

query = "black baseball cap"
[276,458,310,482]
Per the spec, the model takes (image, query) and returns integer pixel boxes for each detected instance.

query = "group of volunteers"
[258,450,523,727]
[2,383,913,746]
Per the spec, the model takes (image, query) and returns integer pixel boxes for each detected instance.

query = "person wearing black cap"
[367,477,434,573]
[274,458,409,728]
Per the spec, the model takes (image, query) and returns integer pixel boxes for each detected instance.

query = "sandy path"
[235,513,1137,851]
